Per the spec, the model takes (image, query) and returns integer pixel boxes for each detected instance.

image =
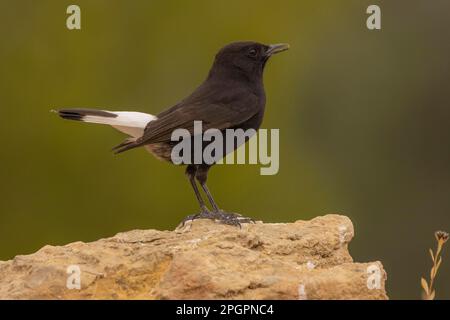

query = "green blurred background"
[0,0,449,299]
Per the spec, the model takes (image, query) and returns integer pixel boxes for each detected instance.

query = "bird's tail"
[54,108,157,152]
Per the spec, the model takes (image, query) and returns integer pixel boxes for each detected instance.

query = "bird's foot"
[180,207,216,227]
[210,210,255,228]
[180,209,255,228]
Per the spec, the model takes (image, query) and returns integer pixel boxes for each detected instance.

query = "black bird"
[56,41,289,226]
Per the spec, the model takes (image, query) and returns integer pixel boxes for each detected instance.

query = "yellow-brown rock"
[0,215,388,299]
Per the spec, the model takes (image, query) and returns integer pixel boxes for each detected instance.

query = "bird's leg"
[199,180,219,212]
[180,165,215,226]
[195,165,255,227]
[187,165,208,213]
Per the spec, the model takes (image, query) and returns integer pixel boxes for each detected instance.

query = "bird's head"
[209,41,289,82]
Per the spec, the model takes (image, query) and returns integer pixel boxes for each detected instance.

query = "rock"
[0,214,388,299]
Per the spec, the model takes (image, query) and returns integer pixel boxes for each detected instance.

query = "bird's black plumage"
[56,41,289,226]
[113,41,287,156]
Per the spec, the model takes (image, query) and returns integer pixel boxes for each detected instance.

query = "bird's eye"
[248,48,258,57]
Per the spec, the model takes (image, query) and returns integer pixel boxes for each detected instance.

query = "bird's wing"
[137,88,260,145]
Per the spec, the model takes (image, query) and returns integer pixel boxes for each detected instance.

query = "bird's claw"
[217,212,255,228]
[180,209,255,228]
[180,208,214,227]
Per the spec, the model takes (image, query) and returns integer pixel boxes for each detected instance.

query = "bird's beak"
[266,43,290,56]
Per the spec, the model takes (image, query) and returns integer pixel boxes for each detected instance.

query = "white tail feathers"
[57,109,157,138]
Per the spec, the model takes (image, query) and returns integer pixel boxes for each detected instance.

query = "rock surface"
[0,214,388,299]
